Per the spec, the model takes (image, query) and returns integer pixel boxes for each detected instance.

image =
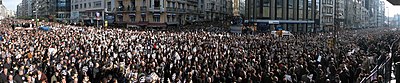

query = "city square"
[0,0,400,83]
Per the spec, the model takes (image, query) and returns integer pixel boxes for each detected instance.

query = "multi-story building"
[321,0,334,31]
[15,0,70,22]
[104,0,231,28]
[245,0,321,33]
[71,0,105,26]
[378,1,385,27]
[334,0,344,30]
[0,0,6,19]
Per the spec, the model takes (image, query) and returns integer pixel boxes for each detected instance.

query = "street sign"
[269,21,279,24]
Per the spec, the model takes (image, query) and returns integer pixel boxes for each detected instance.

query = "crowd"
[0,19,399,83]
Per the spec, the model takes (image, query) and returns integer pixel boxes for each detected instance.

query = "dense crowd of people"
[0,19,399,83]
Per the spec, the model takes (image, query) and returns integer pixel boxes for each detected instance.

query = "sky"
[2,0,400,17]
[3,0,22,11]
[384,0,400,17]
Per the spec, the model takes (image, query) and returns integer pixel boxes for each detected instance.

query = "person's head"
[3,68,7,74]
[8,74,13,81]
[18,69,23,75]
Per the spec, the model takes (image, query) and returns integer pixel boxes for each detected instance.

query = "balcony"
[140,6,148,13]
[166,7,176,13]
[150,7,162,12]
[178,9,186,13]
[187,0,198,3]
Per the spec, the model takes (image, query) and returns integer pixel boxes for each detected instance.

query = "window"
[130,15,135,22]
[276,0,283,19]
[94,1,102,8]
[84,3,86,8]
[153,15,160,22]
[88,3,91,8]
[118,1,124,11]
[141,15,146,21]
[75,5,78,9]
[117,15,123,22]
[299,0,304,19]
[107,2,111,11]
[316,0,320,19]
[307,0,312,19]
[288,0,294,19]
[155,0,160,7]
[262,0,270,17]
[131,0,136,8]
[143,0,146,6]
[80,4,82,9]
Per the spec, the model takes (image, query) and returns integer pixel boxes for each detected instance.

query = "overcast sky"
[3,0,22,11]
[384,0,400,17]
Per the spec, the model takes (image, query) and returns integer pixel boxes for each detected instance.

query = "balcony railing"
[150,7,161,12]
[166,7,176,12]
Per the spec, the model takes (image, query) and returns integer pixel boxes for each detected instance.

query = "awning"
[129,14,136,16]
[387,0,400,5]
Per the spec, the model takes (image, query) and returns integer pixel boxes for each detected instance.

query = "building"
[321,0,334,31]
[378,1,385,27]
[104,0,231,28]
[245,0,321,33]
[71,0,105,26]
[334,0,344,30]
[0,0,7,19]
[54,0,71,23]
[233,0,245,17]
[16,0,33,17]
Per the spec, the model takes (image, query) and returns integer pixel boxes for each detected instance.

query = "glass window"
[299,0,304,9]
[130,15,135,22]
[75,5,78,9]
[276,0,283,19]
[263,0,270,7]
[117,15,123,22]
[155,0,160,7]
[107,2,111,11]
[131,0,135,7]
[153,15,160,22]
[94,1,102,8]
[316,0,320,19]
[84,3,86,8]
[141,16,146,21]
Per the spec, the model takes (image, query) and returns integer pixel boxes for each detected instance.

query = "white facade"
[70,0,106,23]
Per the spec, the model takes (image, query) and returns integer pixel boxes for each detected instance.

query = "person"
[13,70,24,83]
[0,67,8,83]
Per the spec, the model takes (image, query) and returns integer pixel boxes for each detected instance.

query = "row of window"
[72,1,102,10]
[258,0,319,20]
[116,15,162,22]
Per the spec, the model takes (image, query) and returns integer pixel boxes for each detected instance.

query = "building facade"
[70,0,105,26]
[105,0,231,28]
[334,0,344,30]
[321,0,334,31]
[245,0,321,33]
